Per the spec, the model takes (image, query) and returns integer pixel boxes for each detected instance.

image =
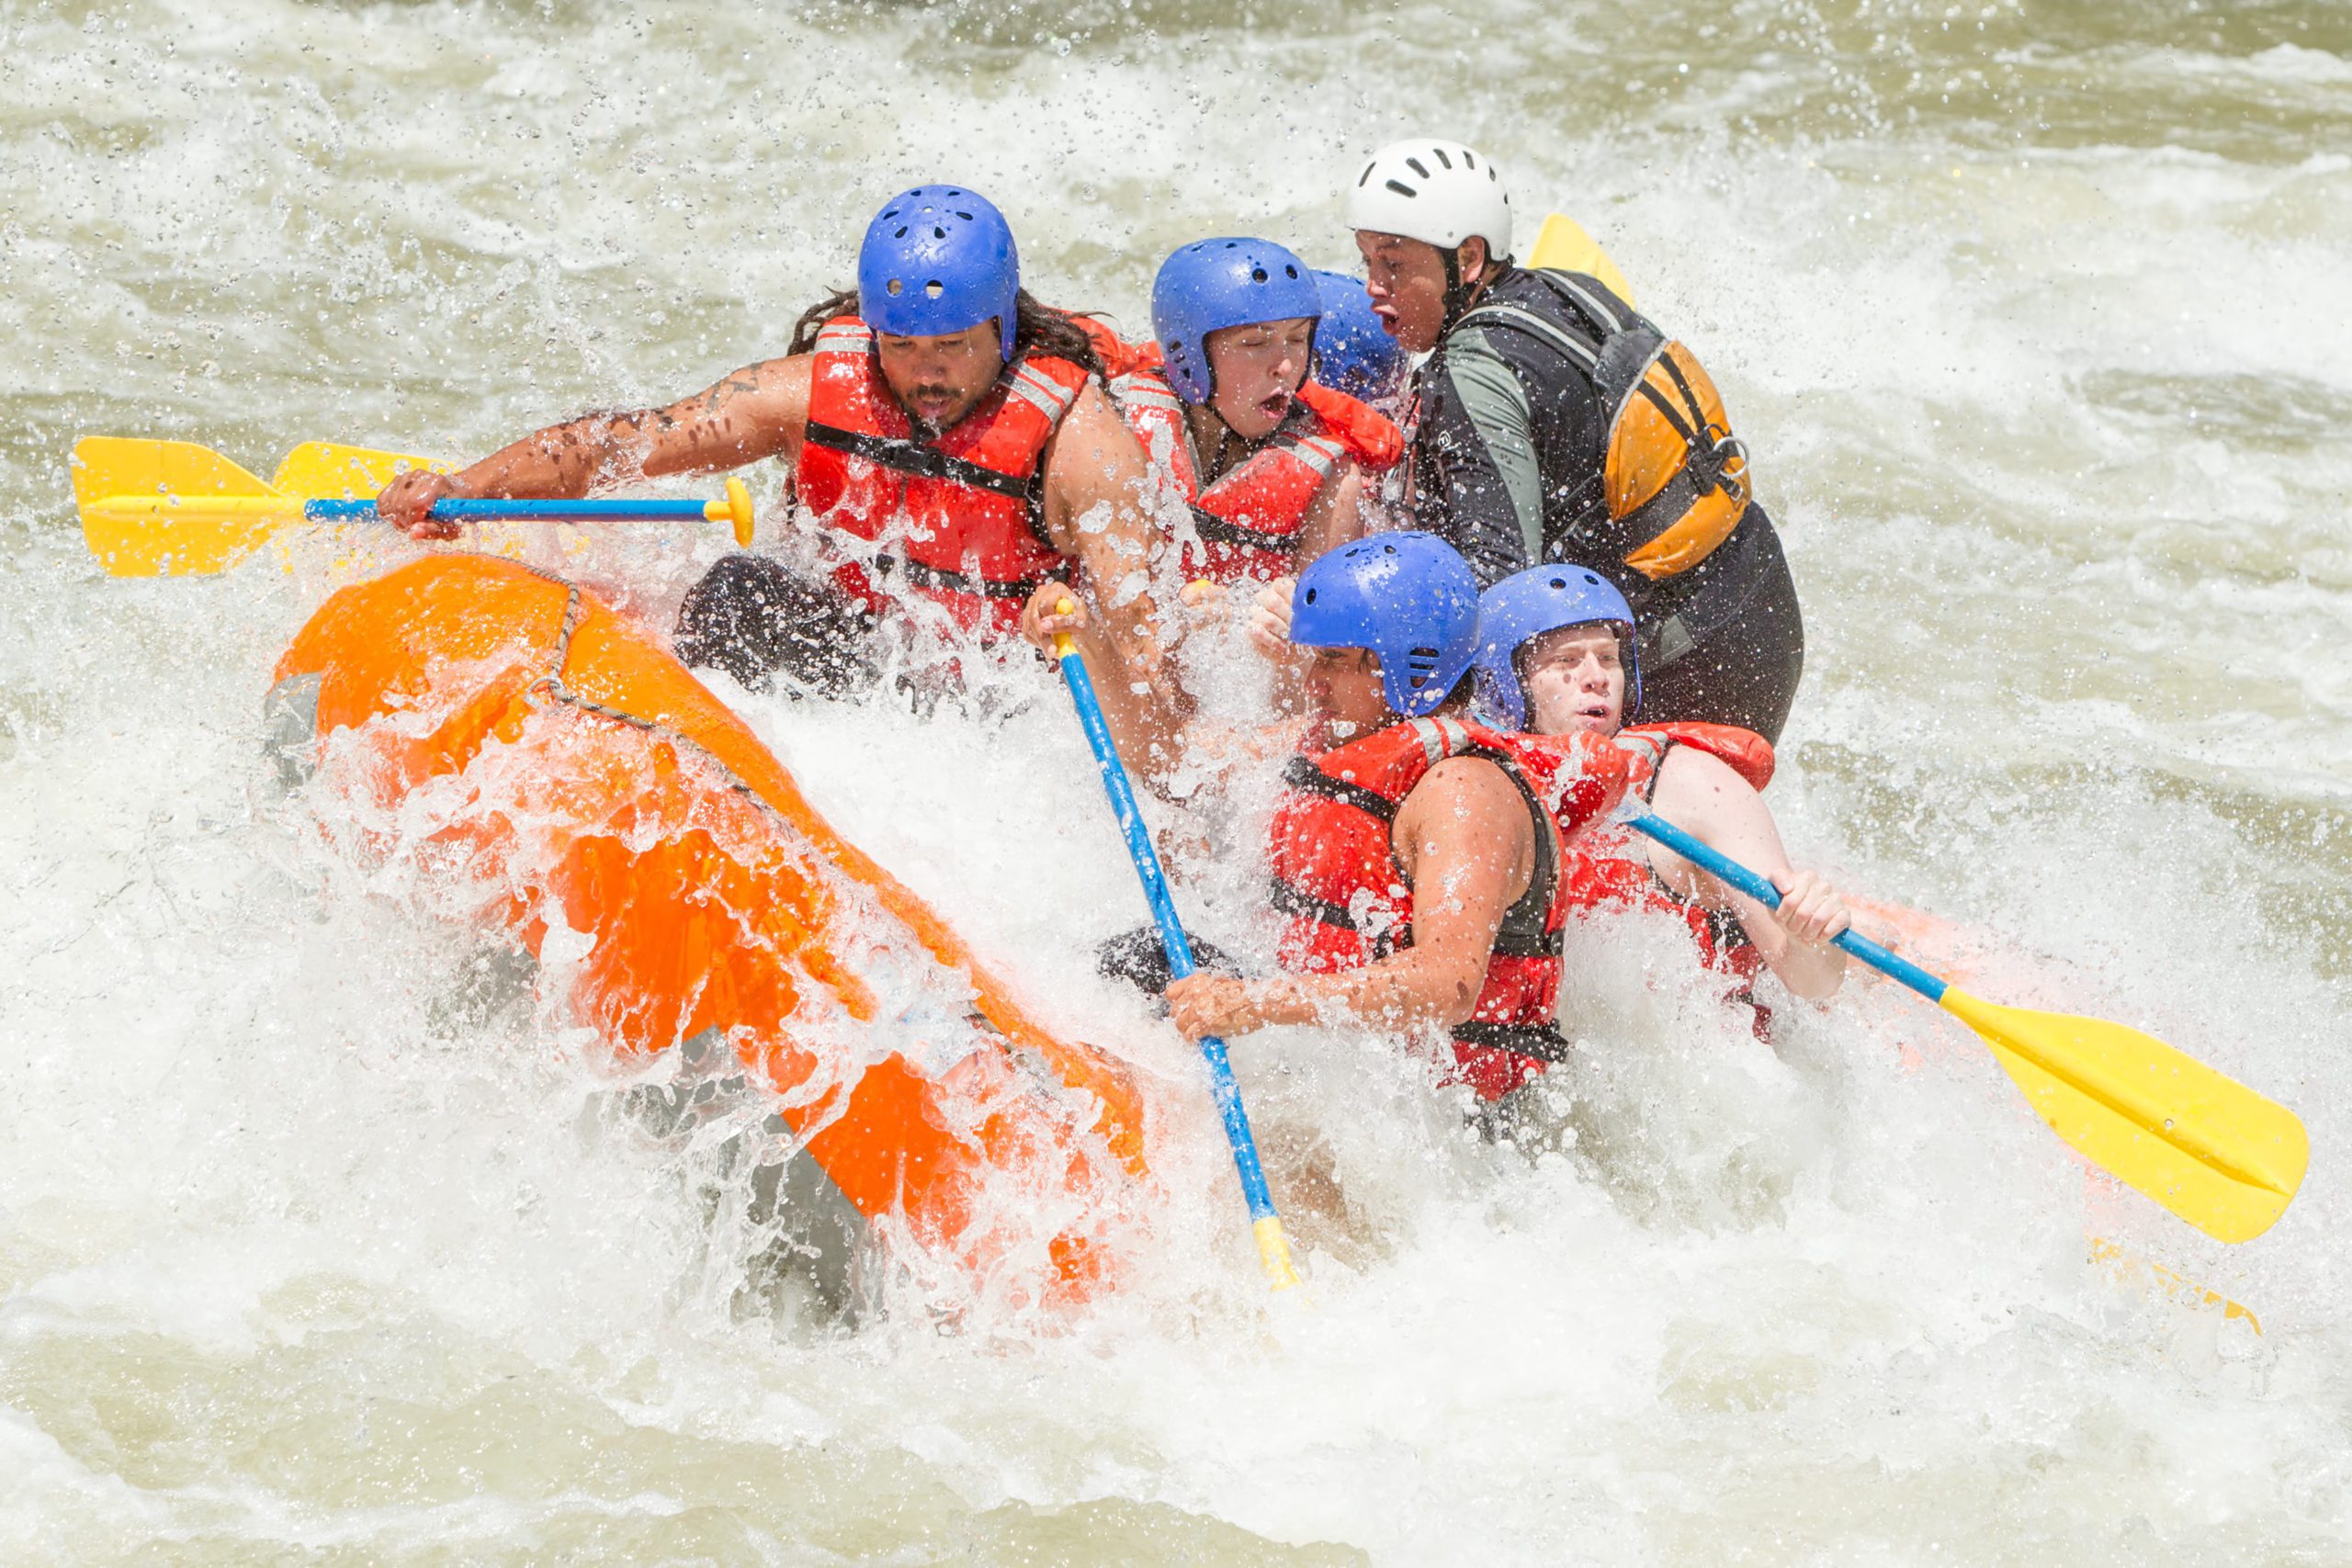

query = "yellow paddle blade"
[71,437,299,577]
[271,441,448,499]
[2088,1236,2260,1333]
[1527,211,1638,308]
[1941,987,2309,1244]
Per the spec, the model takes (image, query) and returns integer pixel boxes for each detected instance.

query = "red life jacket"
[1109,357,1405,584]
[796,315,1090,638]
[1495,728,1643,845]
[1267,713,1573,1102]
[1560,721,1780,1030]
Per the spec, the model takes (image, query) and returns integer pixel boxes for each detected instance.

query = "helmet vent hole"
[1283,264,1298,277]
[1385,180,1416,198]
[932,225,947,239]
[884,208,900,220]
[1251,267,1268,283]
[1406,157,1430,178]
[1548,576,1567,589]
[893,226,910,239]
[1303,588,1318,604]
[1464,152,1477,169]
[924,281,944,299]
[1358,164,1375,186]
[1433,148,1453,168]
[885,278,904,297]
[955,210,973,220]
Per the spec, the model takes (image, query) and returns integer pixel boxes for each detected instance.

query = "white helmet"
[1347,138,1513,262]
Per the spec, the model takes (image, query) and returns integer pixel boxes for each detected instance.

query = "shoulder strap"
[1281,751,1398,823]
[1453,301,1600,372]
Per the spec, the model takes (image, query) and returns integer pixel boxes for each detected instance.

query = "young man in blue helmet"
[1102,238,1400,592]
[1474,563,1850,1016]
[1036,534,1589,1106]
[1348,139,1808,746]
[376,186,1168,739]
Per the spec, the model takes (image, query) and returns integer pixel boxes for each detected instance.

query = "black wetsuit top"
[1405,265,1806,743]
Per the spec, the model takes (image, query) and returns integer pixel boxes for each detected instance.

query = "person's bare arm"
[378,355,813,537]
[1221,466,1371,715]
[1165,755,1533,1039]
[1291,462,1372,568]
[1646,747,1849,1000]
[1037,382,1184,774]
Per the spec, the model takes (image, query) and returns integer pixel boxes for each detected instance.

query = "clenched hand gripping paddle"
[1623,810,2309,1244]
[71,437,754,577]
[1049,605,1302,1292]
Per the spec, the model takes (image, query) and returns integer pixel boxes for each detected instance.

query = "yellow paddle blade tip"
[1526,212,1637,307]
[1939,987,2310,1244]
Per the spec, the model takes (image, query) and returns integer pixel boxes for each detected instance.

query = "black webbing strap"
[868,552,1047,601]
[1268,874,1361,931]
[804,421,1044,504]
[1280,753,1398,822]
[1191,502,1296,556]
[1451,1018,1572,1064]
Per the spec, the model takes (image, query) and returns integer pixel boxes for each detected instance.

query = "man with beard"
[378,186,1170,750]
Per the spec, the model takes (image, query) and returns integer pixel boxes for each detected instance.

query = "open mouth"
[1259,391,1292,422]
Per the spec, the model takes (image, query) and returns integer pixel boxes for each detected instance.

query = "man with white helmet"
[1347,140,1808,744]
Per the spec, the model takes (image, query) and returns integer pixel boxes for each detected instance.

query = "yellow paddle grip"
[706,477,755,547]
[1255,1214,1303,1292]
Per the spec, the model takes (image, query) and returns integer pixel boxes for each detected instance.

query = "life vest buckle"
[1689,427,1749,500]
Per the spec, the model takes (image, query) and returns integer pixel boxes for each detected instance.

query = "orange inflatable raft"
[269,554,1148,1309]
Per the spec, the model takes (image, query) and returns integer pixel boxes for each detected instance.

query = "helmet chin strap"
[1439,242,1498,333]
[1440,245,1470,328]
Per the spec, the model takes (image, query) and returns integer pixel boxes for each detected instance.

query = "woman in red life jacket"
[1473,564,1851,1013]
[1114,239,1401,591]
[375,186,1172,755]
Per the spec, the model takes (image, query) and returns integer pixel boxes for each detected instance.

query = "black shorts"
[1632,504,1804,745]
[673,554,881,697]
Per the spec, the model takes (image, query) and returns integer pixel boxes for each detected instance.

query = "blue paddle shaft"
[1621,811,1948,1003]
[1057,649,1282,1224]
[305,497,713,521]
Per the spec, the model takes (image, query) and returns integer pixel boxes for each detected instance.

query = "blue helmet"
[1290,532,1481,719]
[1309,271,1407,402]
[1150,237,1323,404]
[1473,564,1640,730]
[856,186,1022,363]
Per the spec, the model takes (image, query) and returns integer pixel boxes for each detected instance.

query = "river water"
[5,1,2349,1562]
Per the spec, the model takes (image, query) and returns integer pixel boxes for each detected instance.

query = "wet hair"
[788,287,1106,376]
